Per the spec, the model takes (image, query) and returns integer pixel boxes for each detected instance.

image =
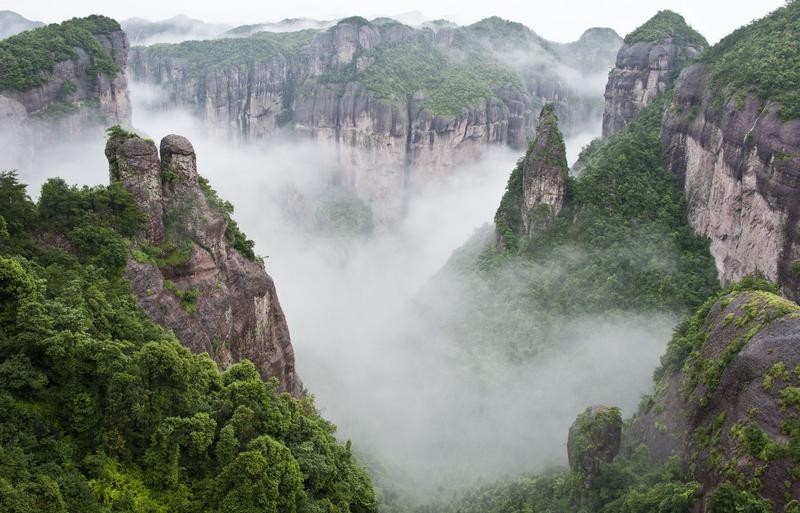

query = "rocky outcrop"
[0,16,131,171]
[568,405,622,498]
[521,105,568,238]
[661,63,800,301]
[106,131,302,396]
[495,105,568,251]
[602,11,706,137]
[629,287,800,511]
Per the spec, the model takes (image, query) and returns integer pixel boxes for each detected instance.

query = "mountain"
[427,4,800,511]
[0,10,43,39]
[662,1,800,301]
[128,16,622,223]
[602,10,707,137]
[0,163,375,511]
[0,15,131,170]
[106,127,302,396]
[121,15,231,45]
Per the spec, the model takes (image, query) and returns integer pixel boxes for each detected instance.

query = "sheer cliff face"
[0,25,131,170]
[602,37,703,137]
[106,133,302,396]
[129,20,618,222]
[662,64,800,300]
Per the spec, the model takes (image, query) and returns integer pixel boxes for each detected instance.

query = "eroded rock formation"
[495,104,568,251]
[129,18,619,222]
[106,131,302,396]
[602,11,706,137]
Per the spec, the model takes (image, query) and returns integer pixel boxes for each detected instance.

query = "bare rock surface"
[107,132,303,396]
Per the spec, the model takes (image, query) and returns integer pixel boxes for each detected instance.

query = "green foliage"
[197,176,257,260]
[702,1,800,119]
[490,94,718,315]
[425,449,698,513]
[624,10,708,47]
[142,31,316,75]
[343,35,521,115]
[0,15,120,91]
[163,281,199,313]
[0,173,378,513]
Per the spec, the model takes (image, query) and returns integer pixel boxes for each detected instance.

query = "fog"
[0,82,675,502]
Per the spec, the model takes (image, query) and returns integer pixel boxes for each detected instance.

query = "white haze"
[0,82,674,501]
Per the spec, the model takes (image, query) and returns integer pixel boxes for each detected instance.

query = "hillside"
[0,158,376,512]
[0,16,131,171]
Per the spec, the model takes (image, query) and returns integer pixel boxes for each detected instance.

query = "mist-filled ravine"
[2,79,674,501]
[2,3,800,512]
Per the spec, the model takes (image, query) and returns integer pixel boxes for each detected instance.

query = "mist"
[0,82,673,502]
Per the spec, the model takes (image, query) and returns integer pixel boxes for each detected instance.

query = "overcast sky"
[3,1,785,43]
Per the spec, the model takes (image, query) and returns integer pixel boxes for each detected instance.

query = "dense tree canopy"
[0,171,377,512]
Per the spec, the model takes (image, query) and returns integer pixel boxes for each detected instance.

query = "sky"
[3,0,785,43]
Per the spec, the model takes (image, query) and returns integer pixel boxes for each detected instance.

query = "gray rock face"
[129,20,618,223]
[630,290,800,511]
[107,133,303,396]
[602,37,703,137]
[521,105,569,238]
[0,28,131,170]
[661,63,800,300]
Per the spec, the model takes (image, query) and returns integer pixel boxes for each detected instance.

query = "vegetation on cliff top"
[143,30,317,73]
[488,94,718,315]
[319,31,523,115]
[702,1,800,119]
[623,10,708,47]
[0,171,377,512]
[0,15,121,91]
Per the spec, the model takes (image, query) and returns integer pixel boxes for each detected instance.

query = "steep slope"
[603,10,707,137]
[0,10,43,39]
[0,16,131,170]
[129,16,620,222]
[629,279,800,511]
[662,2,800,301]
[0,171,375,512]
[105,127,302,396]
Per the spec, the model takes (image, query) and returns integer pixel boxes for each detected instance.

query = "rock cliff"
[129,17,619,222]
[106,129,302,396]
[628,283,800,511]
[661,2,800,301]
[0,16,131,170]
[602,11,707,137]
[494,104,568,251]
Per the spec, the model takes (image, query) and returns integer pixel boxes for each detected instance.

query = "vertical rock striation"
[659,2,800,300]
[129,18,621,223]
[495,104,568,251]
[602,11,707,138]
[106,131,303,396]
